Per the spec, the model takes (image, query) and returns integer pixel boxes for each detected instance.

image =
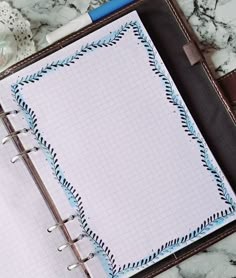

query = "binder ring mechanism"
[11,147,40,163]
[2,128,30,144]
[0,109,39,163]
[58,233,87,252]
[47,215,95,270]
[67,253,95,271]
[0,109,20,119]
[47,214,77,233]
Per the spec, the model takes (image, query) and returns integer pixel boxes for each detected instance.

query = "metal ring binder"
[2,128,30,144]
[47,214,76,233]
[58,234,86,252]
[0,110,19,119]
[67,253,95,271]
[0,108,91,277]
[11,147,39,163]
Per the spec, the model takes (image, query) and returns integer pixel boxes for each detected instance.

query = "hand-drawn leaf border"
[10,20,236,277]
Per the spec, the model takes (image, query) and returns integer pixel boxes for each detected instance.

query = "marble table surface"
[177,0,236,78]
[1,0,236,77]
[0,0,235,277]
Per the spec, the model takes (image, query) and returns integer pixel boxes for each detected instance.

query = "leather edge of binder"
[165,0,236,125]
[218,69,236,108]
[135,222,236,278]
[183,41,203,66]
[0,104,91,278]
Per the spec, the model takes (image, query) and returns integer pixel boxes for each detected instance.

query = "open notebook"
[0,11,236,278]
[0,123,86,278]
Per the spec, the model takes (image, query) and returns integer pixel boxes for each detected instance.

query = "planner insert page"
[0,119,86,278]
[0,11,236,278]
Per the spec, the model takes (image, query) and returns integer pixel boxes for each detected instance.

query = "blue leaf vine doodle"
[10,20,235,277]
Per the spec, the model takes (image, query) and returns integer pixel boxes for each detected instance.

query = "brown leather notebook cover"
[0,0,235,277]
[218,70,236,114]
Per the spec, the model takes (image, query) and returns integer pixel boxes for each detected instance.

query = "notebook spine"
[0,105,93,276]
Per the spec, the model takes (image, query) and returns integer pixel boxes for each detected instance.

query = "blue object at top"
[88,0,135,22]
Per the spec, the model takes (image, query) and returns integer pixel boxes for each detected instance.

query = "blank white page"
[0,123,86,278]
[0,11,235,278]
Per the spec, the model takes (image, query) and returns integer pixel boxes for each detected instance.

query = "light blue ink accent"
[10,20,236,278]
[114,210,235,277]
[88,0,135,22]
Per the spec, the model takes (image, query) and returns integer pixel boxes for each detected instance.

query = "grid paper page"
[0,123,86,278]
[0,11,235,278]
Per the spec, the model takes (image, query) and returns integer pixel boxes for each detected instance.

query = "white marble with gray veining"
[0,0,235,277]
[2,0,108,51]
[2,0,236,77]
[176,0,236,77]
[156,232,236,278]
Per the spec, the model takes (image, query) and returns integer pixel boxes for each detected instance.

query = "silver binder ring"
[2,128,30,144]
[58,234,86,252]
[67,253,95,271]
[0,109,19,119]
[11,147,39,163]
[47,214,76,233]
